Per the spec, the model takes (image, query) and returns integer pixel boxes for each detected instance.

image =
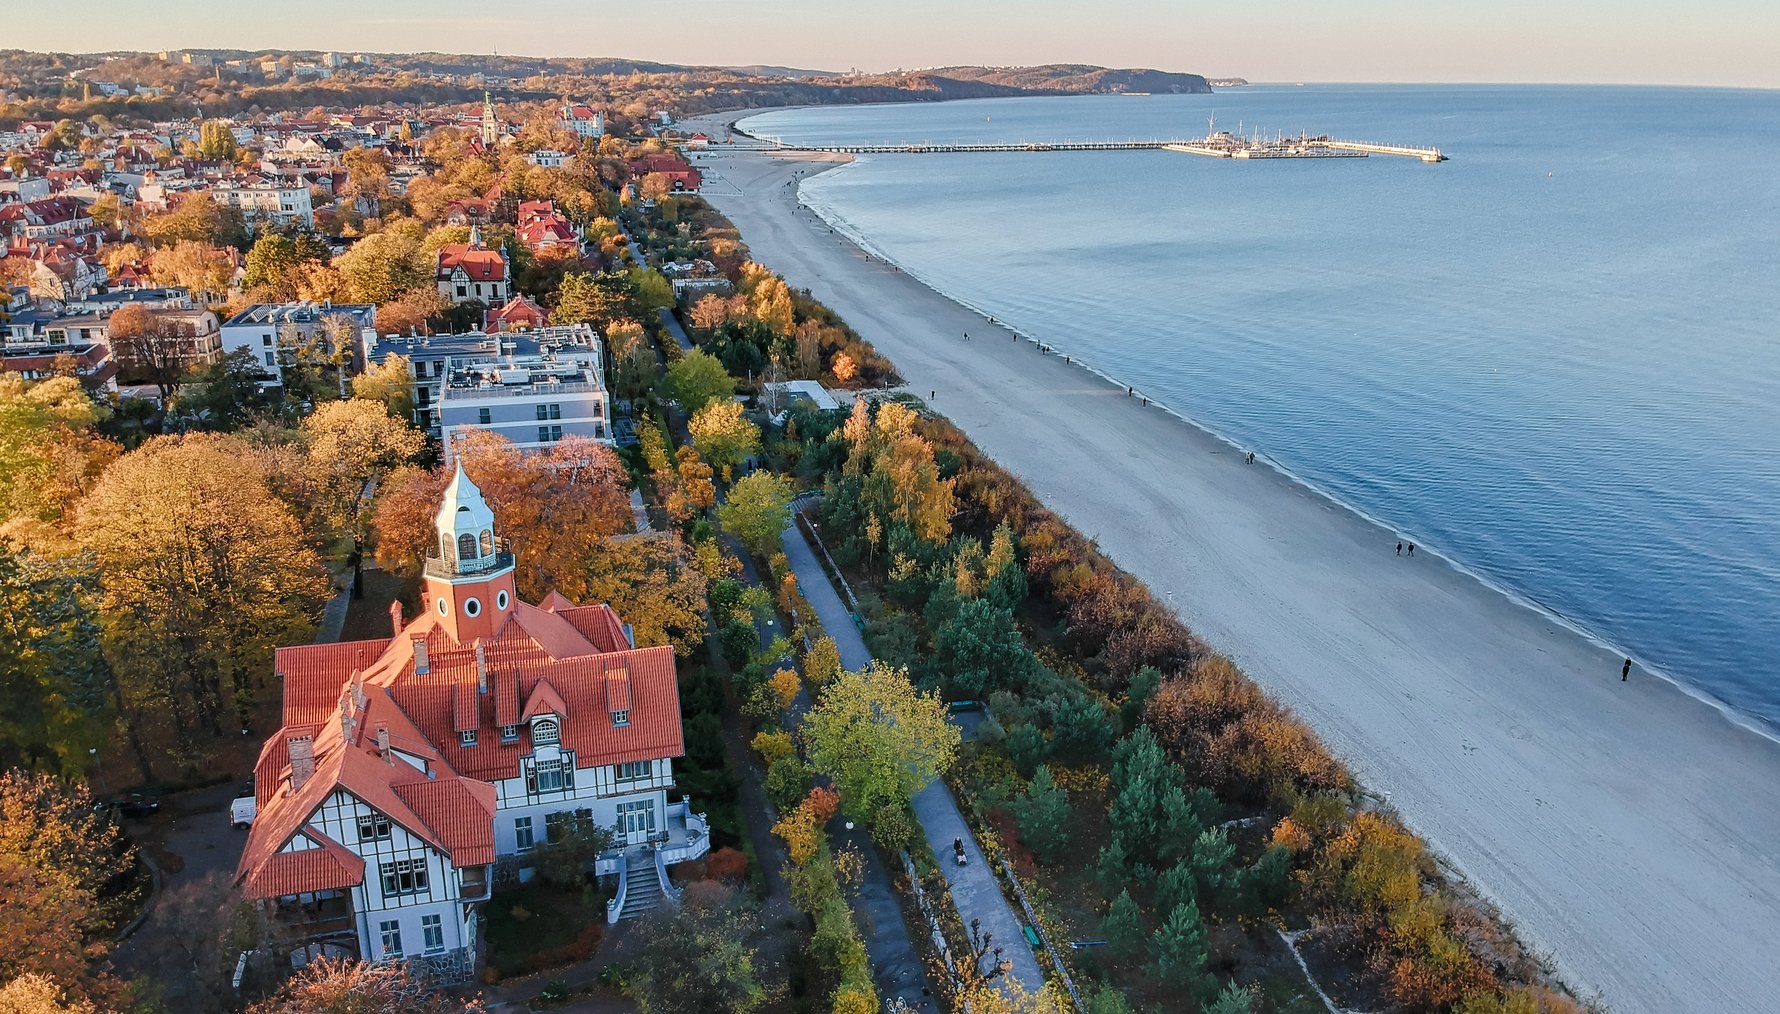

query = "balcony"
[441,377,605,400]
[423,550,514,581]
[459,865,490,902]
[656,799,711,866]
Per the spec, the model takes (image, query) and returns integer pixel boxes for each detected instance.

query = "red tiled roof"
[522,679,568,721]
[280,639,390,727]
[436,244,507,282]
[239,830,364,898]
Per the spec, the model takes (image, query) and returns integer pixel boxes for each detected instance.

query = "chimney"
[287,734,315,791]
[388,599,404,637]
[376,726,390,760]
[475,640,488,695]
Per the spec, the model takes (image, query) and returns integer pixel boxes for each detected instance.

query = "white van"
[229,782,256,829]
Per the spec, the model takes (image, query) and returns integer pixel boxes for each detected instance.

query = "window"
[611,709,629,727]
[616,799,656,843]
[550,425,563,441]
[532,720,559,746]
[357,814,391,842]
[547,403,561,420]
[264,351,276,367]
[460,728,477,746]
[496,590,510,611]
[537,426,550,444]
[416,387,430,407]
[421,914,444,954]
[535,404,549,421]
[479,530,493,555]
[261,334,273,346]
[379,858,429,897]
[514,816,534,852]
[499,724,518,742]
[616,761,649,783]
[478,407,491,424]
[379,920,403,958]
[463,597,480,617]
[455,285,466,297]
[532,759,567,793]
[457,533,477,561]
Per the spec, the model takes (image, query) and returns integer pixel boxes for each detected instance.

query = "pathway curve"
[780,522,1047,996]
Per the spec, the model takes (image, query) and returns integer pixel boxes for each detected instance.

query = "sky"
[11,0,1780,89]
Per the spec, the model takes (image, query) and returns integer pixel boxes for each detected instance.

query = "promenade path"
[780,522,1047,996]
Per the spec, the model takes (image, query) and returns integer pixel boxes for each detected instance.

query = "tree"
[0,973,98,1014]
[803,635,841,686]
[624,882,766,1014]
[0,376,116,526]
[687,400,759,481]
[243,233,308,298]
[374,287,448,337]
[246,957,485,1013]
[552,271,635,330]
[300,399,424,582]
[689,293,729,333]
[1204,982,1257,1014]
[371,432,631,600]
[579,534,709,656]
[1148,896,1216,1002]
[716,472,791,558]
[1100,889,1145,960]
[76,435,330,768]
[932,598,1033,696]
[172,349,273,431]
[104,305,188,400]
[0,549,109,778]
[141,196,247,248]
[333,218,430,304]
[803,661,960,822]
[150,240,235,298]
[662,350,733,413]
[530,809,617,888]
[1011,765,1070,865]
[0,772,134,1008]
[674,446,715,513]
[351,354,415,424]
[197,120,238,162]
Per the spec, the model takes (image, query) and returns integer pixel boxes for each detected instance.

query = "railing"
[605,850,628,924]
[422,550,514,580]
[654,846,681,903]
[440,378,606,400]
[658,799,711,865]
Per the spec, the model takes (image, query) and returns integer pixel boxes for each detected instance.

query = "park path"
[779,522,1047,996]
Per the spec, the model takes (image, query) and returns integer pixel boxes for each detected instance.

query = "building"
[233,468,703,974]
[626,153,701,194]
[435,225,510,306]
[359,324,602,437]
[211,182,315,229]
[1,287,117,390]
[109,307,224,375]
[484,294,548,333]
[221,302,376,384]
[525,150,567,169]
[560,105,604,140]
[514,201,577,255]
[480,93,499,147]
[438,347,614,457]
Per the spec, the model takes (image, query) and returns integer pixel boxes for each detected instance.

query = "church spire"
[480,91,498,146]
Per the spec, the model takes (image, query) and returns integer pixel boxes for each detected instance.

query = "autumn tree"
[76,435,330,770]
[333,217,431,304]
[579,534,710,656]
[351,354,416,423]
[689,293,729,334]
[687,400,759,481]
[372,432,631,600]
[0,376,117,526]
[0,973,99,1014]
[716,471,792,558]
[840,400,954,545]
[300,399,424,581]
[662,350,733,413]
[197,119,237,161]
[141,195,247,248]
[374,287,448,337]
[105,305,188,400]
[0,772,134,1009]
[149,240,235,299]
[804,661,960,822]
[553,271,636,331]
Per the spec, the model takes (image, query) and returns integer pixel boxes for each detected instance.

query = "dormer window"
[459,729,477,746]
[500,724,518,741]
[532,719,559,746]
[611,710,629,727]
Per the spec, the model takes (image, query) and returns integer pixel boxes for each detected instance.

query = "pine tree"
[1190,826,1240,912]
[1095,838,1130,897]
[1204,981,1255,1014]
[1100,888,1145,960]
[1149,896,1216,1002]
[1155,862,1197,921]
[1011,765,1071,864]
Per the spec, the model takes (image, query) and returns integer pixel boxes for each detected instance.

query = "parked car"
[114,792,160,818]
[229,781,256,830]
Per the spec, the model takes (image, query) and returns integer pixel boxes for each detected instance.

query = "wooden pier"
[747,131,1446,162]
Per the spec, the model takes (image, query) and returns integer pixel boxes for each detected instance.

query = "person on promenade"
[1622,658,1632,681]
[1397,541,1403,555]
[1408,543,1416,556]
[1247,451,1255,464]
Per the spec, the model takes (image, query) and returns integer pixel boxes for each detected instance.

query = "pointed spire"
[468,222,483,250]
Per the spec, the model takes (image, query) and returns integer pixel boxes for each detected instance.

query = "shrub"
[705,847,750,883]
[764,754,813,813]
[752,728,794,765]
[868,802,917,852]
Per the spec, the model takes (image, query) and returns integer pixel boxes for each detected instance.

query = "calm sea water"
[739,86,1780,727]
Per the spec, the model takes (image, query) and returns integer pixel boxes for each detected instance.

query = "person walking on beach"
[930,390,936,400]
[1407,543,1416,556]
[1246,451,1255,464]
[1622,658,1632,681]
[1396,541,1403,556]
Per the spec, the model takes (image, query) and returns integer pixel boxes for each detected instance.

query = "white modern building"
[211,182,315,229]
[221,302,376,384]
[359,323,604,438]
[438,350,614,458]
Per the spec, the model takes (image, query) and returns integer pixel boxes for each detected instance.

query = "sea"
[736,86,1780,729]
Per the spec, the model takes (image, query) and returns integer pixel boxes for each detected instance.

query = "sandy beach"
[680,112,1780,1013]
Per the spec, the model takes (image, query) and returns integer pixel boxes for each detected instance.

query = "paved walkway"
[658,307,694,353]
[780,521,1047,996]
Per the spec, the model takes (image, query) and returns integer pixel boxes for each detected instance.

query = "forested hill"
[925,64,1213,94]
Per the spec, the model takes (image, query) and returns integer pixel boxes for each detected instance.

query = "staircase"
[617,858,663,919]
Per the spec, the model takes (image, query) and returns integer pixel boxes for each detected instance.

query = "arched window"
[441,533,455,564]
[458,533,478,561]
[532,719,560,747]
[480,530,494,556]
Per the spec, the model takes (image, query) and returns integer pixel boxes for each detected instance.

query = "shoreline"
[684,112,1780,1013]
[791,161,1780,751]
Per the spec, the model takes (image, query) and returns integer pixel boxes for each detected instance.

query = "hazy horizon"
[7,0,1779,91]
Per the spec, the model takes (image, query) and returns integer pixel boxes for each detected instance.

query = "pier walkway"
[756,135,1446,161]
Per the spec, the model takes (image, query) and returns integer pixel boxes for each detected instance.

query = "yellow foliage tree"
[804,662,960,821]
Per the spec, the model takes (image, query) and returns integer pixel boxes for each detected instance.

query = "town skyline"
[6,0,1780,90]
